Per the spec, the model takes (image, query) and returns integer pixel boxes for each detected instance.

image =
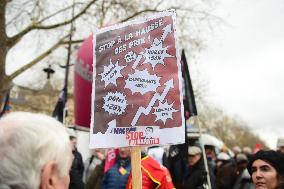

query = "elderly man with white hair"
[0,112,73,189]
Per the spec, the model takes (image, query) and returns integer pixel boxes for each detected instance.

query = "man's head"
[243,146,253,155]
[232,146,242,156]
[236,153,249,171]
[204,145,217,160]
[216,152,231,167]
[69,135,77,152]
[119,147,131,159]
[187,146,202,166]
[0,112,73,189]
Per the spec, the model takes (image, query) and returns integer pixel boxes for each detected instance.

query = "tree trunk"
[0,1,11,108]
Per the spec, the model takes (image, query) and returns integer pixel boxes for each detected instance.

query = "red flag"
[253,143,262,154]
[104,148,119,173]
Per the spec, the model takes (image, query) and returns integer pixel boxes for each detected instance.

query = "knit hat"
[247,150,284,175]
[188,146,202,155]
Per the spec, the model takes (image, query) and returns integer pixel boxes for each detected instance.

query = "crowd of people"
[1,112,284,189]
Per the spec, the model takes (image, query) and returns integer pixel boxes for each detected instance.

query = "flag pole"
[63,0,75,124]
[195,116,212,189]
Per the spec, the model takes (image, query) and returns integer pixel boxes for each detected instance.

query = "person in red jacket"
[126,154,175,189]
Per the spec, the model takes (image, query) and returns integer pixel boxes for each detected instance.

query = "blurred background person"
[69,136,84,189]
[182,146,209,189]
[102,147,131,189]
[243,147,253,161]
[205,145,218,177]
[232,146,242,159]
[247,150,284,189]
[85,159,105,189]
[83,149,105,183]
[216,152,237,189]
[126,149,175,189]
[0,112,73,189]
[232,153,254,189]
[167,144,188,189]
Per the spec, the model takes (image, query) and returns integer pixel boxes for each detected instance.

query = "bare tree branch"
[38,2,85,24]
[8,34,69,80]
[119,9,159,23]
[7,0,98,48]
[62,38,84,45]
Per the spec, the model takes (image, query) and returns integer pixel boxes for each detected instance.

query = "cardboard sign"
[90,11,185,148]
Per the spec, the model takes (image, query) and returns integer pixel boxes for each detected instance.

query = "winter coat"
[182,158,207,189]
[126,155,175,189]
[167,144,187,189]
[102,157,131,189]
[216,161,238,189]
[69,149,84,189]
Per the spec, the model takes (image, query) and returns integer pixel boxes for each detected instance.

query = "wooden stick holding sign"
[131,147,142,189]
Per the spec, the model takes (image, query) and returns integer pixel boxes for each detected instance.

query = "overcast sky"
[196,0,284,148]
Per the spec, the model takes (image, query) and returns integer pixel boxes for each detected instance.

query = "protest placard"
[90,10,185,148]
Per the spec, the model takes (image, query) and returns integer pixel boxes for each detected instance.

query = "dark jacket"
[182,158,207,189]
[216,160,238,189]
[277,183,284,189]
[102,157,131,189]
[69,149,84,189]
[167,144,187,189]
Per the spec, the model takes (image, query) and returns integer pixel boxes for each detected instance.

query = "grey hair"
[0,112,72,189]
